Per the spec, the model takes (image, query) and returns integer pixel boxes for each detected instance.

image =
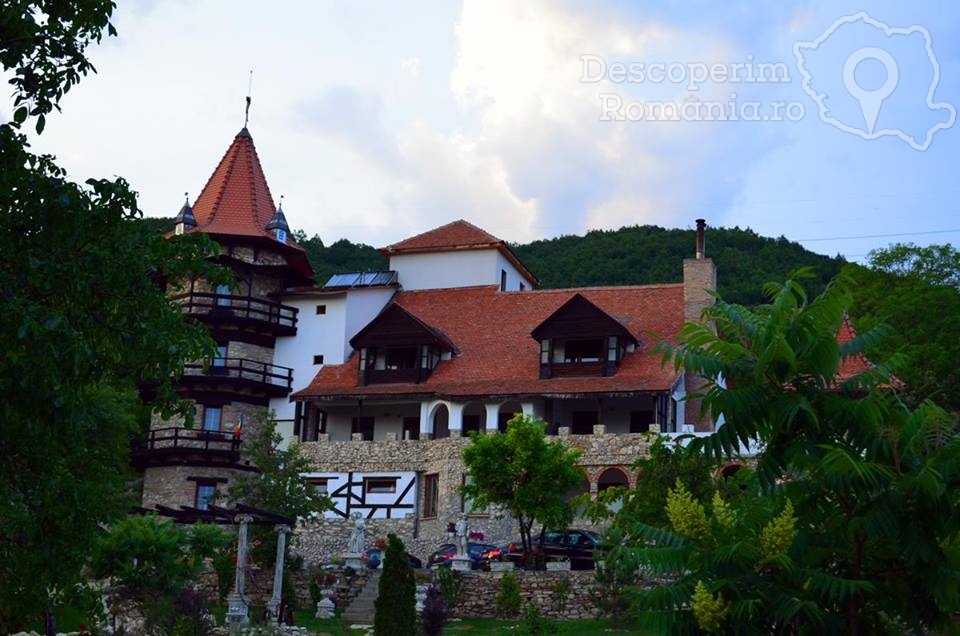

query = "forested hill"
[141,218,844,306]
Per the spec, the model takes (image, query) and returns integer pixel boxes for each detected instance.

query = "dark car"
[362,547,423,569]
[427,542,497,569]
[498,529,603,570]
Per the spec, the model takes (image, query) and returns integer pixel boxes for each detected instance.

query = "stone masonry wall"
[293,432,654,564]
[452,571,598,620]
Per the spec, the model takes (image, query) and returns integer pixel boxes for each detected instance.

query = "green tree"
[846,243,960,411]
[374,534,416,636]
[461,415,583,568]
[623,272,960,634]
[0,4,226,631]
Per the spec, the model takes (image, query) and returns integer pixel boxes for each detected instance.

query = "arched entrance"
[432,403,450,439]
[462,402,486,436]
[498,401,523,433]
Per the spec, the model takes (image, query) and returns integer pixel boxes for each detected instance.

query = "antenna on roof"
[244,70,253,128]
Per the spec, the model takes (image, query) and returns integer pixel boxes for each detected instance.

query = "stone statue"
[455,513,469,557]
[348,512,366,554]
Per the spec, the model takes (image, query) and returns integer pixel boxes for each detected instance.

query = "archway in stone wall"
[432,403,450,439]
[498,401,523,432]
[462,402,486,436]
[597,467,630,513]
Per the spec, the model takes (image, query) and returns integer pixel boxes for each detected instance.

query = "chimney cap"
[695,218,706,259]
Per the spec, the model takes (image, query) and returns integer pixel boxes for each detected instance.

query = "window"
[364,478,397,494]
[352,416,375,441]
[500,269,507,291]
[306,478,328,495]
[195,482,217,510]
[519,282,525,291]
[212,345,227,367]
[385,347,417,370]
[315,304,326,315]
[313,354,324,365]
[540,339,550,365]
[202,406,222,432]
[175,224,184,235]
[275,228,287,242]
[564,338,604,363]
[462,474,482,515]
[423,473,439,518]
[215,283,231,307]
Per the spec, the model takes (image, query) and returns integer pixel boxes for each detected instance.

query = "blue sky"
[13,0,960,262]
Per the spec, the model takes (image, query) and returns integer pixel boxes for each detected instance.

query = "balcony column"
[447,402,465,437]
[484,403,501,433]
[520,402,535,417]
[267,524,291,624]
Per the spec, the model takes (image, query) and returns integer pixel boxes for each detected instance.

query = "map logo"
[794,12,956,151]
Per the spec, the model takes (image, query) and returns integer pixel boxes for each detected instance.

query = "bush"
[420,586,448,636]
[495,572,522,618]
[373,534,416,636]
[516,603,557,636]
[549,577,572,614]
[436,566,464,610]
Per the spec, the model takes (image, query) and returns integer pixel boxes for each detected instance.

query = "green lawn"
[442,617,655,635]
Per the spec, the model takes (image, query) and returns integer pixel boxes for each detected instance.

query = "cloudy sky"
[15,0,960,260]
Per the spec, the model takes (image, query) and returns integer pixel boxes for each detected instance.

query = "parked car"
[362,547,423,569]
[495,529,603,570]
[427,542,498,569]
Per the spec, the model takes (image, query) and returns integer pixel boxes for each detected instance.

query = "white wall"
[344,287,397,360]
[390,248,535,291]
[302,471,418,519]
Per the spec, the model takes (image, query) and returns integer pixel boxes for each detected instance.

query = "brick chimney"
[682,219,717,431]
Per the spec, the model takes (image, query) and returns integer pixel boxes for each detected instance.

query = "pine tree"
[373,533,416,636]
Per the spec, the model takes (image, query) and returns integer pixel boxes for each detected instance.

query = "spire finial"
[244,70,253,128]
[279,194,284,210]
[184,191,189,204]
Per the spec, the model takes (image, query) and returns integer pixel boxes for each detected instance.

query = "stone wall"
[141,464,249,509]
[450,571,598,620]
[293,432,654,564]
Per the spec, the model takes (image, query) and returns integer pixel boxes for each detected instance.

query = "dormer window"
[531,294,636,379]
[275,228,287,242]
[265,197,291,243]
[350,304,456,386]
[173,193,196,235]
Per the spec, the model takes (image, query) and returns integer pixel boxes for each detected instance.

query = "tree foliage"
[374,533,416,636]
[622,272,960,634]
[461,415,582,568]
[0,4,226,629]
[846,243,960,412]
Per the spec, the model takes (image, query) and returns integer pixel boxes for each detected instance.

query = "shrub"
[373,534,416,636]
[420,586,448,636]
[516,603,557,635]
[495,572,522,618]
[549,577,572,614]
[436,566,464,610]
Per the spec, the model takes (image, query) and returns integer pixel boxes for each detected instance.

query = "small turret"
[265,196,290,243]
[173,192,196,235]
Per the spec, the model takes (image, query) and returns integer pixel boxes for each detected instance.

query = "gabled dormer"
[531,294,638,379]
[349,304,457,386]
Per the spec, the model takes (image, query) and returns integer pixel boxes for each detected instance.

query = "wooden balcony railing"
[182,357,294,393]
[172,292,298,331]
[129,426,253,470]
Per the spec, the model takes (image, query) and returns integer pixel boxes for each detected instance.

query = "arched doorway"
[462,402,486,436]
[498,401,523,433]
[597,467,629,513]
[432,403,450,440]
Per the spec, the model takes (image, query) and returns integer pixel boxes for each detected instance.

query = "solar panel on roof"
[323,271,397,288]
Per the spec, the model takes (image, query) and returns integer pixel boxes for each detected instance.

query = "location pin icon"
[843,46,899,134]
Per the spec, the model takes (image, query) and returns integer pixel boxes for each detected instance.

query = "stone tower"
[133,127,314,510]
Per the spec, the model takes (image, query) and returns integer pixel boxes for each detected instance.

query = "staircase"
[342,570,381,625]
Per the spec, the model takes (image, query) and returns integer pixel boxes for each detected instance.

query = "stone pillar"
[484,403,501,433]
[226,513,255,633]
[267,524,291,624]
[419,401,432,439]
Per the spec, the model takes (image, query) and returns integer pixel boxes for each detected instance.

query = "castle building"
[136,127,719,561]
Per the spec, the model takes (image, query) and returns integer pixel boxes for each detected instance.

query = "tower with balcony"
[135,126,314,510]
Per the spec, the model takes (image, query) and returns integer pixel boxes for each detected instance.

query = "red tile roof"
[836,315,873,381]
[381,220,540,286]
[294,284,685,400]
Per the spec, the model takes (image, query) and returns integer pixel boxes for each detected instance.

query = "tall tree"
[0,2,225,630]
[461,415,583,568]
[624,272,960,634]
[374,534,416,636]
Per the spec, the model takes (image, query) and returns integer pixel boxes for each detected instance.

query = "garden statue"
[455,513,469,557]
[348,512,366,554]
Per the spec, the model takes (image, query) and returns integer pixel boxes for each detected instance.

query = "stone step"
[342,572,381,623]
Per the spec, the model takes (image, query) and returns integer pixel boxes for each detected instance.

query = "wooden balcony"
[172,291,298,340]
[361,367,426,385]
[179,357,294,402]
[130,427,257,471]
[540,361,614,379]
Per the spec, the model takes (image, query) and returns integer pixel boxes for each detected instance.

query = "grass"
[442,617,656,635]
